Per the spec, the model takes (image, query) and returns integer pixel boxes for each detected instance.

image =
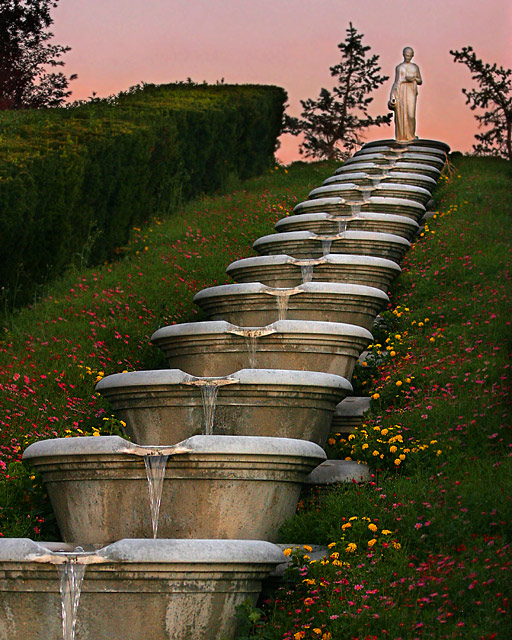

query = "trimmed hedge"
[0,83,287,307]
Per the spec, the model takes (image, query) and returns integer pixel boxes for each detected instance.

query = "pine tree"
[0,0,76,109]
[285,23,391,161]
[451,46,511,161]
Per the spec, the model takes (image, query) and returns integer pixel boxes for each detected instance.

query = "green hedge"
[0,83,287,307]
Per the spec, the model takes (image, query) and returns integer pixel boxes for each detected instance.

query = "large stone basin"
[322,171,437,191]
[253,230,410,263]
[360,137,450,153]
[274,211,419,241]
[0,538,283,640]
[354,144,446,160]
[292,196,425,221]
[308,182,431,205]
[335,161,441,180]
[23,435,326,544]
[344,151,445,170]
[151,319,372,378]
[226,254,401,291]
[96,368,352,446]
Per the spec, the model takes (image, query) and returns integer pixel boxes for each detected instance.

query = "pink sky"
[53,0,512,164]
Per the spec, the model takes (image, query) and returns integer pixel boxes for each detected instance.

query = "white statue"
[388,47,422,141]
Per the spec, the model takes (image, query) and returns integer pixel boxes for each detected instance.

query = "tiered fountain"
[0,136,449,639]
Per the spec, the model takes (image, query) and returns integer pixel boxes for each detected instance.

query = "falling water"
[276,293,290,321]
[300,264,314,283]
[321,239,332,256]
[200,384,220,436]
[361,186,373,202]
[144,454,169,538]
[337,219,347,235]
[244,334,258,368]
[371,176,382,187]
[58,553,86,640]
[348,201,361,216]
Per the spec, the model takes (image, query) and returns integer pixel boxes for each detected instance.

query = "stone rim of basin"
[227,253,402,273]
[0,537,286,565]
[151,319,373,342]
[335,161,441,177]
[194,281,390,304]
[323,172,437,190]
[292,196,425,216]
[274,212,419,233]
[23,434,327,463]
[344,152,445,167]
[95,367,354,394]
[355,145,446,158]
[334,396,371,416]
[308,182,431,201]
[253,230,411,250]
[361,138,450,153]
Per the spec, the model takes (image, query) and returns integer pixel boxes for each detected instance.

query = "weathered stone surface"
[330,396,371,435]
[95,368,352,446]
[194,282,389,331]
[151,319,372,378]
[253,229,410,263]
[293,196,425,222]
[308,182,431,205]
[275,211,419,241]
[335,160,441,180]
[24,435,326,544]
[323,171,437,192]
[344,151,445,169]
[360,137,450,153]
[0,538,284,640]
[304,459,371,484]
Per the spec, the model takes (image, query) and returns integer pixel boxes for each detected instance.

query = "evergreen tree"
[285,23,391,160]
[451,46,511,161]
[0,0,76,109]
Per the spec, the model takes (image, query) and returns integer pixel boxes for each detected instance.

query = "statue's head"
[403,47,414,61]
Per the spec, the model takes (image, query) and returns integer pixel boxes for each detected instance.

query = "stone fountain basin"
[323,171,437,191]
[275,211,419,241]
[293,195,425,221]
[253,230,410,263]
[344,151,445,169]
[151,319,372,378]
[226,254,401,291]
[95,368,352,446]
[194,282,388,331]
[335,161,441,180]
[23,435,326,544]
[355,143,447,159]
[0,538,283,640]
[308,182,431,205]
[361,137,450,153]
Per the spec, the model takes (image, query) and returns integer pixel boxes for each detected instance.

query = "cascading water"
[200,384,220,435]
[337,219,347,235]
[276,293,290,321]
[321,239,332,256]
[144,454,169,538]
[371,176,382,187]
[348,201,361,215]
[244,334,258,368]
[300,264,314,283]
[58,551,86,640]
[361,186,373,202]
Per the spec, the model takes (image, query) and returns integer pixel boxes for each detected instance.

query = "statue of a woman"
[388,47,422,141]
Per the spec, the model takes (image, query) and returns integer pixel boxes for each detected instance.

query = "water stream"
[337,219,347,235]
[144,454,169,538]
[348,201,361,215]
[360,186,373,202]
[200,384,220,435]
[58,553,86,640]
[244,334,258,368]
[300,264,314,283]
[276,294,290,320]
[321,239,332,256]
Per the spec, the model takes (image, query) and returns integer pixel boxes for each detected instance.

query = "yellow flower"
[381,529,392,536]
[349,516,358,521]
[395,334,401,340]
[381,428,388,436]
[368,538,377,547]
[362,443,369,450]
[394,458,401,466]
[330,551,339,559]
[341,522,352,530]
[390,445,397,453]
[313,630,322,636]
[328,542,336,549]
[368,523,377,532]
[429,337,435,343]
[372,450,380,456]
[345,543,357,553]
[323,633,332,640]
[348,434,355,440]
[396,380,402,387]
[390,351,396,357]
[392,541,401,550]
[303,578,316,585]
[399,454,406,460]
[372,392,380,400]
[327,438,336,446]
[283,548,292,557]
[303,545,313,552]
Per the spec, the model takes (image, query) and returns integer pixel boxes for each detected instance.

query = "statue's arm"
[390,65,400,100]
[415,65,423,85]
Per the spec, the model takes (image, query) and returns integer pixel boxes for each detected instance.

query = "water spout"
[200,385,219,435]
[244,334,258,368]
[144,455,169,538]
[59,553,86,640]
[321,239,332,256]
[360,186,373,202]
[348,201,361,216]
[300,264,314,283]
[337,219,347,235]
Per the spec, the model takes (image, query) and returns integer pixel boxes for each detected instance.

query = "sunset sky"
[53,0,511,163]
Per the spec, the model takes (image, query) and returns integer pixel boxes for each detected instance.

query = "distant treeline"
[0,82,287,308]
